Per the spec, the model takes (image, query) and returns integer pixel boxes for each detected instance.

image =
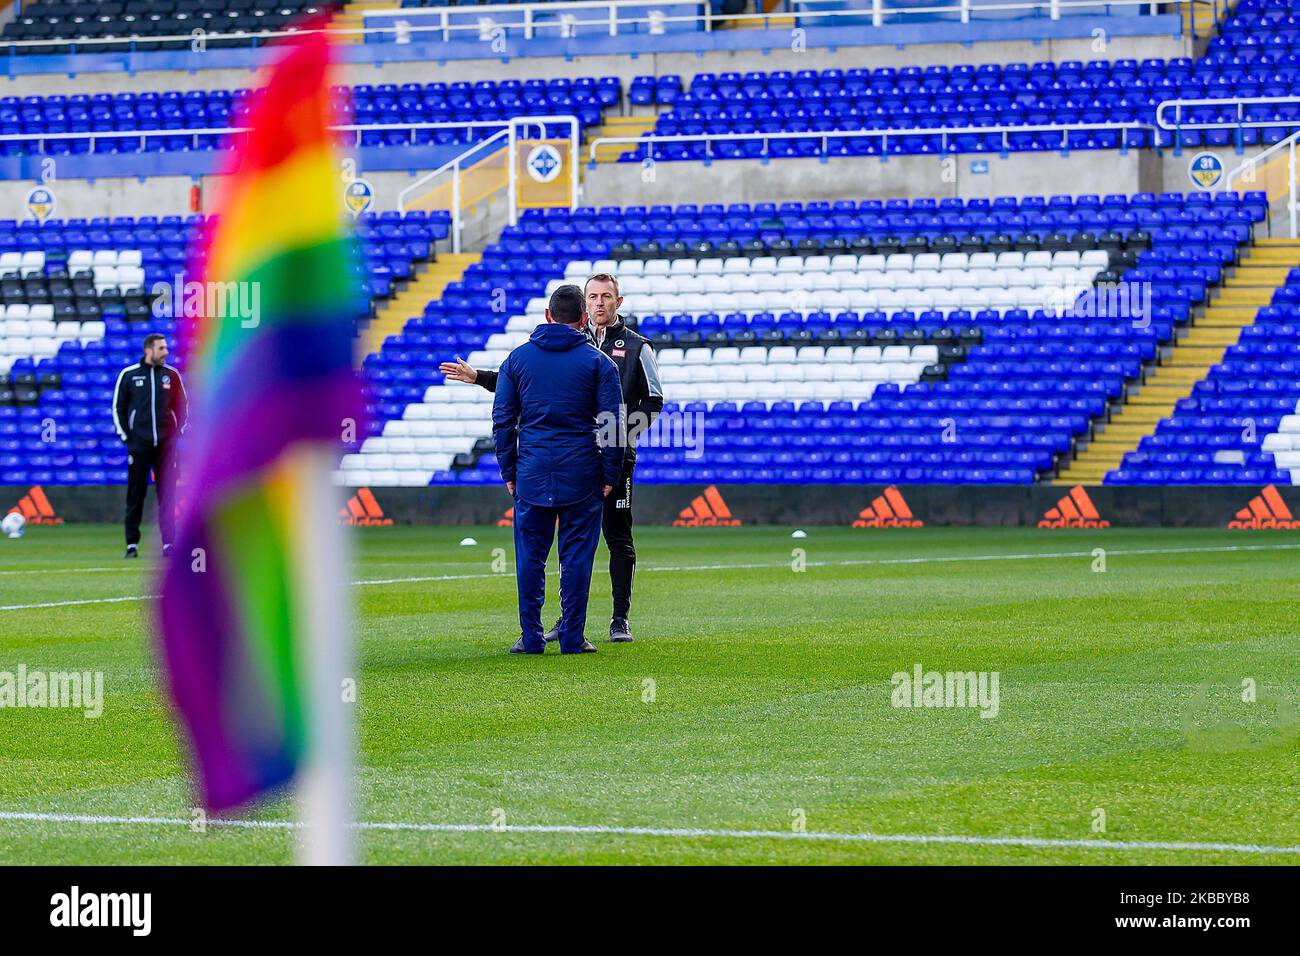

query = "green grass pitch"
[1,523,1297,865]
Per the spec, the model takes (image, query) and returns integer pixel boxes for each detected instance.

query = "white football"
[2,512,25,538]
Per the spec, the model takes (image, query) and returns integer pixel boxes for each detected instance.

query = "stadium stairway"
[1056,237,1300,485]
[588,115,659,163]
[722,0,795,29]
[335,0,391,44]
[1182,0,1232,40]
[359,253,482,361]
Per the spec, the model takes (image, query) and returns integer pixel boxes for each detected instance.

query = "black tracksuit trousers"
[124,441,176,548]
[604,461,636,619]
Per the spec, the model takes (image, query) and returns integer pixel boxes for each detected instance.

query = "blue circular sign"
[1188,152,1224,191]
[344,178,374,217]
[26,186,55,222]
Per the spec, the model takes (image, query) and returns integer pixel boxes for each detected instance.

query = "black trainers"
[543,619,563,643]
[509,637,544,655]
[124,544,139,559]
[561,639,598,654]
[610,618,633,643]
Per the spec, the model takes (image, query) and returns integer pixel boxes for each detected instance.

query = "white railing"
[1225,130,1300,237]
[398,129,510,254]
[507,115,581,226]
[1156,96,1300,130]
[0,0,1212,55]
[360,0,1202,40]
[586,120,1155,163]
[392,115,581,242]
[0,117,566,154]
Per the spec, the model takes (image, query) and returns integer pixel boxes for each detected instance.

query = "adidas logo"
[7,486,62,525]
[852,486,922,528]
[1227,485,1297,529]
[497,507,514,528]
[1038,486,1110,529]
[673,485,741,527]
[338,488,393,527]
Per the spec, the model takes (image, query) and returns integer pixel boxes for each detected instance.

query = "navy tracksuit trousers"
[513,491,606,653]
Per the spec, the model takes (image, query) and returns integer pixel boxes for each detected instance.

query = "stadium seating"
[1107,276,1300,485]
[1211,0,1300,62]
[0,210,450,487]
[622,54,1300,161]
[1,1,343,53]
[336,191,1269,488]
[0,77,619,156]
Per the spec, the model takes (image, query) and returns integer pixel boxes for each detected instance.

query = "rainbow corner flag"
[157,25,364,814]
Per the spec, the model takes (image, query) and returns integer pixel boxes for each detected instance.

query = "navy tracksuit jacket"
[492,323,625,652]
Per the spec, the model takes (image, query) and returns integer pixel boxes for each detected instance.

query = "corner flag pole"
[295,447,354,866]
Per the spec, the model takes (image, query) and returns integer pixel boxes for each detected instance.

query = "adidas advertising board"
[6,484,1300,529]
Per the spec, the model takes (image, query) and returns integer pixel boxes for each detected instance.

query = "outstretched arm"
[439,356,497,392]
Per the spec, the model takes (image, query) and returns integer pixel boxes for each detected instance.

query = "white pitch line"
[0,567,125,576]
[0,811,1294,855]
[4,541,1299,612]
[351,541,1300,587]
[0,594,160,611]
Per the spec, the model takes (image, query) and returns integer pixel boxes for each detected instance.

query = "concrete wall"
[582,148,1162,208]
[0,33,1192,100]
[14,144,1210,226]
[3,165,456,220]
[24,133,1284,229]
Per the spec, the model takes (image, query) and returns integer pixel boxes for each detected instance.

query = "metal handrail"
[507,115,580,227]
[586,121,1156,164]
[360,0,1191,34]
[1156,96,1300,131]
[398,129,510,253]
[0,118,564,153]
[0,0,1202,55]
[1224,128,1300,237]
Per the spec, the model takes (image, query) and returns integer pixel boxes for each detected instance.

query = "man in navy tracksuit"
[442,273,663,643]
[494,285,625,655]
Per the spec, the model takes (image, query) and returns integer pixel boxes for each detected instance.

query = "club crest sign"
[344,178,375,217]
[26,186,55,223]
[526,144,563,184]
[1188,152,1224,191]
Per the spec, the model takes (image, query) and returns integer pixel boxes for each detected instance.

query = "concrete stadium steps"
[1181,0,1226,39]
[722,0,795,29]
[335,1,390,44]
[358,253,481,361]
[1055,238,1299,485]
[588,114,659,163]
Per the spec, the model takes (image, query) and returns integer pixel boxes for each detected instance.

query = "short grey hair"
[585,272,620,297]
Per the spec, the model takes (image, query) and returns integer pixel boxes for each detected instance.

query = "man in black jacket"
[441,272,664,642]
[111,333,188,558]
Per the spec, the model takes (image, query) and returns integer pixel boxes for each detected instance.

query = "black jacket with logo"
[474,318,664,463]
[112,361,189,448]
